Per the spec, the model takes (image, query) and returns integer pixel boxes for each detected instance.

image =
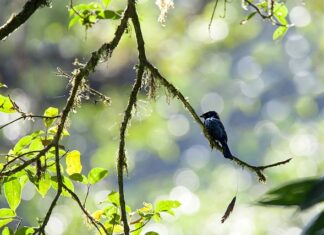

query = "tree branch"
[35,145,62,235]
[0,144,53,178]
[62,184,107,235]
[0,0,49,40]
[115,2,148,234]
[243,0,286,27]
[146,62,291,182]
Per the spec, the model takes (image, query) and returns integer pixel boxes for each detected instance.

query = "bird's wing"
[205,118,228,142]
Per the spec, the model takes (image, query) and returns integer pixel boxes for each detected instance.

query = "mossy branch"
[0,0,50,40]
[145,62,291,182]
[116,1,148,234]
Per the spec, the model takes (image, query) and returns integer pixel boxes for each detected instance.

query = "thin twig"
[0,150,42,173]
[208,0,219,34]
[0,114,60,130]
[0,144,53,178]
[83,184,91,207]
[35,145,62,235]
[63,184,107,235]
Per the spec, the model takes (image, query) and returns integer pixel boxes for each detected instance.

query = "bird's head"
[200,111,220,120]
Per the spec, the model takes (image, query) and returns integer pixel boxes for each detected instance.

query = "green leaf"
[29,137,44,151]
[68,16,81,29]
[36,172,51,198]
[66,150,82,175]
[153,213,161,222]
[1,227,13,235]
[137,202,153,216]
[107,191,120,206]
[3,178,22,211]
[301,178,324,210]
[303,211,324,235]
[155,200,181,216]
[69,173,88,184]
[13,131,43,154]
[131,221,144,235]
[145,232,159,235]
[0,208,16,218]
[102,0,111,8]
[0,95,16,113]
[273,26,288,40]
[0,83,8,88]
[19,174,29,189]
[15,227,35,235]
[43,107,59,128]
[96,10,121,20]
[258,178,320,207]
[88,167,108,185]
[274,3,288,20]
[240,11,257,25]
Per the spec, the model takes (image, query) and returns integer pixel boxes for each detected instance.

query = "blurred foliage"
[259,178,324,234]
[0,0,324,234]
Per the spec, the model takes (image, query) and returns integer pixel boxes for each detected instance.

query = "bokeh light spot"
[289,6,311,27]
[167,114,190,137]
[200,92,224,114]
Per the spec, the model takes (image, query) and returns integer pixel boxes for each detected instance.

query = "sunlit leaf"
[155,200,181,215]
[131,221,144,235]
[274,3,288,21]
[0,83,8,88]
[96,10,121,20]
[107,191,120,206]
[92,210,104,221]
[19,174,29,189]
[68,16,80,29]
[3,178,22,211]
[13,131,43,154]
[88,167,108,185]
[29,137,44,151]
[1,227,13,235]
[36,172,51,198]
[152,213,161,222]
[15,227,35,235]
[104,223,124,233]
[66,150,82,175]
[273,26,288,40]
[0,95,16,113]
[102,0,111,8]
[0,208,16,218]
[138,202,153,214]
[69,173,88,184]
[43,107,59,128]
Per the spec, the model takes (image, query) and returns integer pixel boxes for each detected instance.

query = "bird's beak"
[199,114,204,118]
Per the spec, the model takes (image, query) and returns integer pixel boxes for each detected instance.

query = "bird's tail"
[221,142,233,159]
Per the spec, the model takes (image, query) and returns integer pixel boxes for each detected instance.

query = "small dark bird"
[200,111,233,159]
